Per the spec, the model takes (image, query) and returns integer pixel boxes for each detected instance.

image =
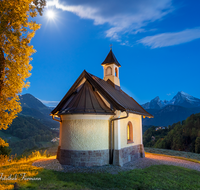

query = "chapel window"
[106,66,112,76]
[115,67,118,77]
[127,121,133,143]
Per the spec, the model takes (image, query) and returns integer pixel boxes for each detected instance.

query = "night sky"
[22,0,200,107]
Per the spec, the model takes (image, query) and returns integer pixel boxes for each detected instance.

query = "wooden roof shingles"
[52,70,153,118]
[56,80,114,115]
[101,49,121,67]
[89,73,153,117]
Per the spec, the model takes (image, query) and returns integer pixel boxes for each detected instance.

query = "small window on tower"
[115,68,118,77]
[127,121,133,144]
[106,67,112,76]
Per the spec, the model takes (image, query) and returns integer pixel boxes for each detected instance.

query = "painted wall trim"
[62,114,112,120]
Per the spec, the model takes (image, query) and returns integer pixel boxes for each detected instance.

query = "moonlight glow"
[47,10,55,19]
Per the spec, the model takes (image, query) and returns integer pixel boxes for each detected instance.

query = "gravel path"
[32,154,200,174]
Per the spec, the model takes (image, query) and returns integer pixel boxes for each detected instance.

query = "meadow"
[0,149,200,190]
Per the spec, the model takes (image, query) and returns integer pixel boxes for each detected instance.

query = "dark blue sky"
[22,0,200,106]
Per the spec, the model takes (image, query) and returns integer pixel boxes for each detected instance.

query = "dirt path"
[126,153,200,171]
[32,153,200,174]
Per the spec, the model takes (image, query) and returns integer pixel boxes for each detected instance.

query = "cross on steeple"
[110,44,113,50]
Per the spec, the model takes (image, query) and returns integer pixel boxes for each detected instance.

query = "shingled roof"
[52,70,153,117]
[101,49,121,67]
[57,80,114,115]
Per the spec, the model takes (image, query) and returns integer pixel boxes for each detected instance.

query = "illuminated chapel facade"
[51,49,153,167]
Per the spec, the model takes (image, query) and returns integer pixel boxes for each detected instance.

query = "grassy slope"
[14,164,200,190]
[0,153,47,190]
[1,151,200,190]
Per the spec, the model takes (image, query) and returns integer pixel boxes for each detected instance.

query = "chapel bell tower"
[101,47,121,86]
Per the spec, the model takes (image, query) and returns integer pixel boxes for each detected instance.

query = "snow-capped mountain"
[143,105,200,126]
[142,96,168,110]
[142,91,200,109]
[169,91,200,108]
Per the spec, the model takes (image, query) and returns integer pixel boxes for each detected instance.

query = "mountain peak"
[177,91,191,97]
[142,91,200,109]
[143,96,163,110]
[152,96,160,101]
[19,94,49,110]
[170,91,200,108]
[20,93,34,97]
[173,91,192,101]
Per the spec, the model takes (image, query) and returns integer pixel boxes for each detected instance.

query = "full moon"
[47,10,55,19]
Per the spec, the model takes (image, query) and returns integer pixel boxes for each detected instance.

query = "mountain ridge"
[142,91,200,110]
[143,105,200,126]
[142,91,200,127]
[19,93,200,128]
[19,93,59,128]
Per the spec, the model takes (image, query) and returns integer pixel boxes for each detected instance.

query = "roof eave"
[126,109,154,118]
[57,112,115,116]
[51,70,88,114]
[52,70,126,115]
[101,62,121,67]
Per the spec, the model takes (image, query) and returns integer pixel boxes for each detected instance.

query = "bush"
[0,155,9,165]
[0,145,11,156]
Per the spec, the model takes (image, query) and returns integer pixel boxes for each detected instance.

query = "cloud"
[46,0,173,40]
[39,99,59,107]
[138,28,200,48]
[167,92,175,96]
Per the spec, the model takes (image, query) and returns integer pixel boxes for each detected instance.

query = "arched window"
[127,121,133,143]
[115,67,118,77]
[106,66,112,76]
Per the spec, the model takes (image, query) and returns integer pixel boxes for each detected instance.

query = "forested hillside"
[0,116,59,155]
[0,94,60,156]
[143,113,200,153]
[19,94,59,128]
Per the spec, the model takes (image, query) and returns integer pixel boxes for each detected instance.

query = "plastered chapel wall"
[120,113,142,149]
[60,115,110,150]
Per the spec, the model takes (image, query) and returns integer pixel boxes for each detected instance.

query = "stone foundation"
[57,145,144,167]
[113,144,145,166]
[57,148,109,167]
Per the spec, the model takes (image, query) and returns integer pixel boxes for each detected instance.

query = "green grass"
[19,164,200,190]
[2,148,200,189]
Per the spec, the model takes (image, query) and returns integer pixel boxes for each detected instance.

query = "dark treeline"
[143,113,200,153]
[4,116,57,140]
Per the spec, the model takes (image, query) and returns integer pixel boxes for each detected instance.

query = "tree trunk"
[0,48,5,96]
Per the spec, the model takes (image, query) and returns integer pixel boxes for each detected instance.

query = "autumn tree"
[0,0,46,148]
